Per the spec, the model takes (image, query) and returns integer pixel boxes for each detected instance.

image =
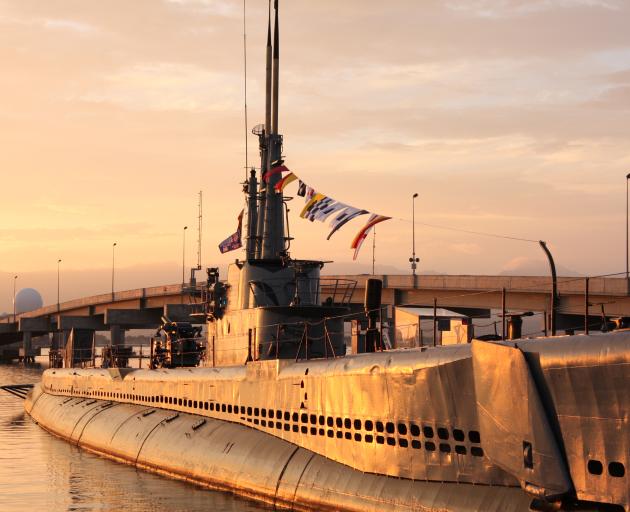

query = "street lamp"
[182,226,188,287]
[13,275,18,323]
[626,173,630,281]
[539,241,558,336]
[57,259,62,311]
[111,242,117,298]
[409,193,419,275]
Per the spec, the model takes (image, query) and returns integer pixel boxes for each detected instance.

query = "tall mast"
[265,4,272,139]
[261,0,285,260]
[272,0,279,135]
[189,190,203,285]
[197,190,202,269]
[255,1,273,259]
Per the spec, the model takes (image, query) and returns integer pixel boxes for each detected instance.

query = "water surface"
[0,362,266,512]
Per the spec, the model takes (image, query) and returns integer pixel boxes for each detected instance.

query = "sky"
[1,0,630,310]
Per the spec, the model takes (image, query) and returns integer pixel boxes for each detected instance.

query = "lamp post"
[182,226,188,287]
[626,173,630,282]
[409,193,419,275]
[539,240,557,336]
[13,275,18,323]
[111,242,117,298]
[57,259,62,311]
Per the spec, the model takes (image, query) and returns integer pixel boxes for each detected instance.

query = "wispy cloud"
[0,14,99,35]
[42,18,98,35]
[164,0,239,17]
[449,242,482,255]
[80,63,240,112]
[590,85,630,109]
[0,223,168,243]
[446,0,622,18]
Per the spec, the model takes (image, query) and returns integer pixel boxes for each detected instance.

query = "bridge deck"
[0,275,628,342]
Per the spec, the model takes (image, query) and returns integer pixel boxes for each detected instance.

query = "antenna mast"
[190,191,203,286]
[260,0,285,260]
[243,0,248,178]
[197,190,202,270]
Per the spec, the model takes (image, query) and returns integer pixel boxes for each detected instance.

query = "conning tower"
[206,1,354,367]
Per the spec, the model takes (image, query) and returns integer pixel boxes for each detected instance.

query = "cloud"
[427,211,534,222]
[450,242,482,255]
[0,14,98,35]
[605,68,630,83]
[590,85,630,110]
[164,0,239,17]
[0,223,167,244]
[42,18,98,34]
[446,0,621,18]
[80,63,240,112]
[500,256,581,276]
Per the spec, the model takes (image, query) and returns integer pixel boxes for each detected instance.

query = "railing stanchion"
[502,288,507,341]
[433,298,438,346]
[584,277,590,335]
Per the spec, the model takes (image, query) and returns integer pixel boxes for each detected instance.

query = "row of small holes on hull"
[48,385,484,458]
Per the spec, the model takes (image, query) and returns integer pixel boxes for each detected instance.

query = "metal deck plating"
[28,332,630,511]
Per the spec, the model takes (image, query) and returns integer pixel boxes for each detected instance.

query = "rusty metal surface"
[26,386,535,512]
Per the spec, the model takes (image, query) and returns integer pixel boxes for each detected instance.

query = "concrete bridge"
[350,273,629,316]
[0,283,205,357]
[1,274,628,358]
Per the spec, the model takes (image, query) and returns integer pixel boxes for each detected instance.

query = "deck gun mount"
[150,317,204,369]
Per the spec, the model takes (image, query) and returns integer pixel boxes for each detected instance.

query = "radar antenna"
[190,191,203,286]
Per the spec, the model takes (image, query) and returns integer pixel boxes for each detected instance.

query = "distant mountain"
[322,261,441,276]
[498,257,582,277]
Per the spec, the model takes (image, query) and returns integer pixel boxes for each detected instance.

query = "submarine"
[24,2,629,511]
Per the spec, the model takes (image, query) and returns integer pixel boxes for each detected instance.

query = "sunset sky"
[1,0,630,309]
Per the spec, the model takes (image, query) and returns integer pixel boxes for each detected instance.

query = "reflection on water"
[0,362,265,512]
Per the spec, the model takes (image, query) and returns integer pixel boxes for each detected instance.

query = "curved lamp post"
[539,240,557,336]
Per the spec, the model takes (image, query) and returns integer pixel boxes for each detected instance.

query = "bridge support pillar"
[110,325,125,347]
[51,331,63,351]
[391,289,403,348]
[20,331,34,364]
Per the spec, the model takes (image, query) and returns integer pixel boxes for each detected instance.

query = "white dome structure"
[15,288,44,314]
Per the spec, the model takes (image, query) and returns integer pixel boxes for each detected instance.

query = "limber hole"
[588,460,603,475]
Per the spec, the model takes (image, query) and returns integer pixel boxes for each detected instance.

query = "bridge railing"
[5,274,629,324]
[18,283,198,319]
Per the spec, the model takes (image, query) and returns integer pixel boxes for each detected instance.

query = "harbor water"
[0,362,265,512]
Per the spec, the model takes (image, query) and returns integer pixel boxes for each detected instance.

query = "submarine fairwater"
[24,3,629,511]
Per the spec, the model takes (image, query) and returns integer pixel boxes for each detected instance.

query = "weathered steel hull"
[25,385,534,512]
[25,331,630,511]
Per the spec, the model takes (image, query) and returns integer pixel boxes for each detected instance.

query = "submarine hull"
[26,384,534,512]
